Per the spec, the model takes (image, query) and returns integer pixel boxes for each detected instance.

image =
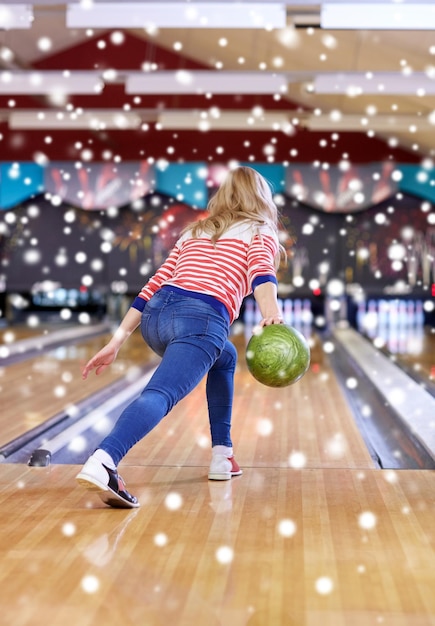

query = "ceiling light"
[9,110,143,130]
[0,71,103,95]
[158,110,291,131]
[67,2,286,29]
[127,71,287,95]
[0,4,33,29]
[304,114,432,132]
[314,72,435,95]
[321,3,435,30]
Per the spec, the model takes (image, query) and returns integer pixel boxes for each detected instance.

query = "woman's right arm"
[82,307,142,379]
[82,241,182,379]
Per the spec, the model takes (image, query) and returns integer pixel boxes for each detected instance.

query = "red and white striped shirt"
[132,220,279,324]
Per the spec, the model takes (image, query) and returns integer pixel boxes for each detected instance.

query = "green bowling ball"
[245,324,310,387]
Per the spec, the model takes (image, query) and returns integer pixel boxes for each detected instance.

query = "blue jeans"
[98,289,237,466]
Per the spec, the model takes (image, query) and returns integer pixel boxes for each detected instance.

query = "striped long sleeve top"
[131,220,279,324]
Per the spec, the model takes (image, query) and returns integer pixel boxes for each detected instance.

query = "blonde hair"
[185,166,287,265]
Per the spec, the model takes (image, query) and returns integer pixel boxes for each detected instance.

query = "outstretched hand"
[82,344,118,379]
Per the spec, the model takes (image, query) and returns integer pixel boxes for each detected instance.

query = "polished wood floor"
[0,324,434,626]
[394,330,435,383]
[0,328,158,446]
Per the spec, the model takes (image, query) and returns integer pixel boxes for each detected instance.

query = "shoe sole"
[76,473,140,509]
[208,469,243,481]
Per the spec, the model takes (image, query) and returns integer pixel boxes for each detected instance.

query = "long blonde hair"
[185,166,287,264]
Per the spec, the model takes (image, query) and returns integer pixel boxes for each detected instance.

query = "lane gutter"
[327,326,435,470]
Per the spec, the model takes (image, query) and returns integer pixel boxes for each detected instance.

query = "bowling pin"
[293,299,302,330]
[398,300,408,328]
[388,323,399,354]
[244,298,255,326]
[408,321,424,354]
[378,299,389,330]
[302,299,313,326]
[284,299,293,325]
[364,300,378,338]
[356,301,366,331]
[407,300,415,326]
[415,300,424,326]
[254,301,262,324]
[389,299,399,329]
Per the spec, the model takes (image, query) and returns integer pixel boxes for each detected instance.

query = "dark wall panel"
[0,192,433,301]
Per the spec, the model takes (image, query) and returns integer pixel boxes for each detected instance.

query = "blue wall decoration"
[0,162,44,210]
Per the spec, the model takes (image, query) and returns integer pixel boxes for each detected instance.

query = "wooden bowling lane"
[332,326,435,467]
[0,464,434,626]
[0,324,54,344]
[0,328,158,451]
[1,332,435,625]
[119,331,374,472]
[392,328,435,388]
[0,327,373,470]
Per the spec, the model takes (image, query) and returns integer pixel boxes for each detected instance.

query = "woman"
[77,166,287,509]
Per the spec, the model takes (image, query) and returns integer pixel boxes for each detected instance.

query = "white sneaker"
[76,456,140,509]
[208,453,243,481]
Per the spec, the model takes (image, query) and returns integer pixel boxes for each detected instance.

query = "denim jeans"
[98,288,237,465]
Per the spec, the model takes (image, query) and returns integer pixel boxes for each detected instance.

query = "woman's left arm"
[253,281,283,326]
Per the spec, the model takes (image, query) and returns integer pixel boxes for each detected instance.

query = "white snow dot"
[90,258,104,272]
[165,492,183,511]
[315,576,334,595]
[278,519,297,537]
[215,545,234,564]
[37,37,52,52]
[0,346,10,359]
[68,436,87,453]
[62,522,76,537]
[62,371,73,383]
[101,242,112,254]
[55,252,68,266]
[325,435,347,460]
[196,434,209,449]
[323,341,335,354]
[346,377,358,389]
[358,511,377,530]
[386,388,406,406]
[23,249,41,265]
[257,418,273,436]
[75,252,87,264]
[2,331,15,344]
[110,31,125,45]
[54,385,66,398]
[4,212,16,224]
[78,312,91,325]
[361,404,372,418]
[64,210,76,224]
[288,451,306,469]
[60,308,72,320]
[81,275,93,287]
[81,575,100,594]
[154,533,168,547]
[384,470,398,484]
[27,315,40,328]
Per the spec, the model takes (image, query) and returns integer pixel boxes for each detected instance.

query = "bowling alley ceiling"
[1,1,435,164]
